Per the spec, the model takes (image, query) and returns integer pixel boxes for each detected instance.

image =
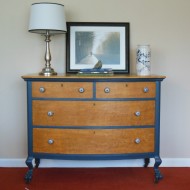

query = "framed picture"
[66,22,130,74]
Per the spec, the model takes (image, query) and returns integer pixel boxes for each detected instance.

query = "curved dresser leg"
[144,158,150,167]
[154,156,163,183]
[25,157,34,183]
[35,158,40,168]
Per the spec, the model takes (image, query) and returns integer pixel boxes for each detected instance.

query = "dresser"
[22,74,165,183]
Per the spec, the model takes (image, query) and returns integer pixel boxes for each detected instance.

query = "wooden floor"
[0,167,190,190]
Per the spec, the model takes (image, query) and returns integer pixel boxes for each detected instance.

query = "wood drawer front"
[32,100,155,126]
[96,82,156,98]
[33,128,155,154]
[32,82,93,98]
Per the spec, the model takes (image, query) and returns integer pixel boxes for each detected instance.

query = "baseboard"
[0,158,190,167]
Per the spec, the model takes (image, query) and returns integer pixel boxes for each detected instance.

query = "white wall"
[0,0,190,164]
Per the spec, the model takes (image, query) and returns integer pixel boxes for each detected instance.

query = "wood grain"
[96,82,156,98]
[33,128,155,154]
[22,74,166,79]
[32,100,155,126]
[32,82,93,98]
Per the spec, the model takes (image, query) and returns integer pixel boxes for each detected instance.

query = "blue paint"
[23,75,165,183]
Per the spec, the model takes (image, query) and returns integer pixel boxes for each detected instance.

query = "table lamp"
[28,3,67,76]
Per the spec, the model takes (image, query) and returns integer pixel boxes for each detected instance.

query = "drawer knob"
[135,138,141,144]
[135,111,141,117]
[48,139,54,144]
[104,87,110,93]
[47,111,54,117]
[143,87,149,93]
[78,87,85,93]
[39,87,46,93]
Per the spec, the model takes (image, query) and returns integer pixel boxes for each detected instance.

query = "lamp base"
[39,67,57,76]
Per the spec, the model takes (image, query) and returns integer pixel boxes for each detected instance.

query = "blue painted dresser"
[22,74,165,183]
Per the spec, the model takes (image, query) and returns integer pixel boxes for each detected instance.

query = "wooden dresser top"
[22,73,166,80]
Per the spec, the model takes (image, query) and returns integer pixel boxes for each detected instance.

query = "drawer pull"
[39,87,46,93]
[135,138,141,144]
[48,139,54,144]
[104,87,110,93]
[135,111,141,117]
[143,87,149,93]
[47,111,54,117]
[78,87,85,93]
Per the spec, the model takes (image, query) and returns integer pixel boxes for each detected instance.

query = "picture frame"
[66,22,130,74]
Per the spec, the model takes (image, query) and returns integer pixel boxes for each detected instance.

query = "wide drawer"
[32,100,155,126]
[32,82,93,98]
[96,82,156,98]
[33,128,155,154]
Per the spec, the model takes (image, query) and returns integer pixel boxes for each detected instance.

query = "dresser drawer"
[32,82,93,98]
[33,128,155,154]
[96,82,156,98]
[32,100,155,126]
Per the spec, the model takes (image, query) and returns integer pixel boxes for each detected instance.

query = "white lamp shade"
[29,3,67,34]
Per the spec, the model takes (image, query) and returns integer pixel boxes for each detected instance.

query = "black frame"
[66,22,130,74]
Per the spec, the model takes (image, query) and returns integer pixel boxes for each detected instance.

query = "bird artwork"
[93,60,102,69]
[77,59,113,76]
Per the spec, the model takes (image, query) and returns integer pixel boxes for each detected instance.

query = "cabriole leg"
[25,157,34,183]
[154,156,163,183]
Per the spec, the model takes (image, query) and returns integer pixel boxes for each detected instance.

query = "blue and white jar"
[136,45,151,76]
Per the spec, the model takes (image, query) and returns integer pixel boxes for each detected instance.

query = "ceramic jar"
[136,45,151,76]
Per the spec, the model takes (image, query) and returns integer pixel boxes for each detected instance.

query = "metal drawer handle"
[48,139,54,144]
[135,111,141,117]
[47,111,54,117]
[39,87,46,93]
[143,87,149,93]
[135,138,141,144]
[104,87,110,93]
[78,87,85,93]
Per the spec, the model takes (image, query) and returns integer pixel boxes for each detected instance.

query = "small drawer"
[96,82,156,98]
[33,128,155,154]
[32,100,155,126]
[32,82,93,98]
